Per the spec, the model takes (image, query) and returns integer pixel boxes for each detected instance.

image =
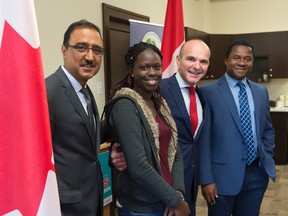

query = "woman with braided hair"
[104,42,190,215]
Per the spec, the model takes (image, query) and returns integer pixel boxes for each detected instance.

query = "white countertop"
[270,107,288,112]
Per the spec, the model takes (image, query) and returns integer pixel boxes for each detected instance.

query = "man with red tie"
[160,39,211,216]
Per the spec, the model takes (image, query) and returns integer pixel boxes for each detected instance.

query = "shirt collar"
[175,72,196,89]
[225,72,248,89]
[62,65,83,93]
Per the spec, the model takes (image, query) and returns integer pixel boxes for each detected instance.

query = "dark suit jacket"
[160,74,208,208]
[198,75,276,195]
[45,67,103,216]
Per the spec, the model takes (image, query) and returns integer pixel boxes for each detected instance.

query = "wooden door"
[102,3,149,102]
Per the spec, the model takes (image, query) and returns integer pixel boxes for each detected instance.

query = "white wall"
[34,0,205,112]
[209,0,288,34]
[35,0,189,113]
[35,0,288,110]
[183,0,211,32]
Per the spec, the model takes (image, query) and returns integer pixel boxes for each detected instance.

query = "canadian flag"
[161,0,185,78]
[0,0,61,215]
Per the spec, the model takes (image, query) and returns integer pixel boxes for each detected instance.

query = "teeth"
[147,80,157,84]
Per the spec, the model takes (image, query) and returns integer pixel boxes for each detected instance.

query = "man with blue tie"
[161,39,211,215]
[199,39,276,216]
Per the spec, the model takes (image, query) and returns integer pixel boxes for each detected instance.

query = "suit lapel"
[195,87,206,140]
[217,76,244,136]
[56,69,97,147]
[168,75,193,139]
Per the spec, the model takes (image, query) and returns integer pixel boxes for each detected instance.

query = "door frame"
[102,3,149,102]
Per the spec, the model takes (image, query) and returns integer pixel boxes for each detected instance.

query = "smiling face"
[225,45,254,80]
[61,27,103,86]
[130,48,162,100]
[176,40,210,86]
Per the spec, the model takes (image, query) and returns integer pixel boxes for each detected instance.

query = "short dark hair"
[63,19,102,46]
[225,39,255,59]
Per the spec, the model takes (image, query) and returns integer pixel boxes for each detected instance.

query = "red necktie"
[187,87,198,135]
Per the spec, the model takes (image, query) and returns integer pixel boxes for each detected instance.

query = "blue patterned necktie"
[237,82,256,165]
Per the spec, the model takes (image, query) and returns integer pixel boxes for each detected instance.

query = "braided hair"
[109,42,163,111]
[109,41,177,134]
[125,41,163,69]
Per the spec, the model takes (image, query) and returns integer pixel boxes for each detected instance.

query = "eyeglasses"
[65,43,104,56]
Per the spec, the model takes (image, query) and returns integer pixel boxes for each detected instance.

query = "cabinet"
[231,31,288,79]
[268,31,288,78]
[232,33,270,82]
[184,27,210,46]
[204,33,271,81]
[207,34,232,79]
[270,112,288,165]
[232,33,269,57]
[184,28,288,80]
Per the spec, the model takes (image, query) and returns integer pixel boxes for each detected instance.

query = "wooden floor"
[196,165,288,216]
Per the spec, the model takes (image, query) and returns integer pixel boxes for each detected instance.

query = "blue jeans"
[117,207,163,216]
